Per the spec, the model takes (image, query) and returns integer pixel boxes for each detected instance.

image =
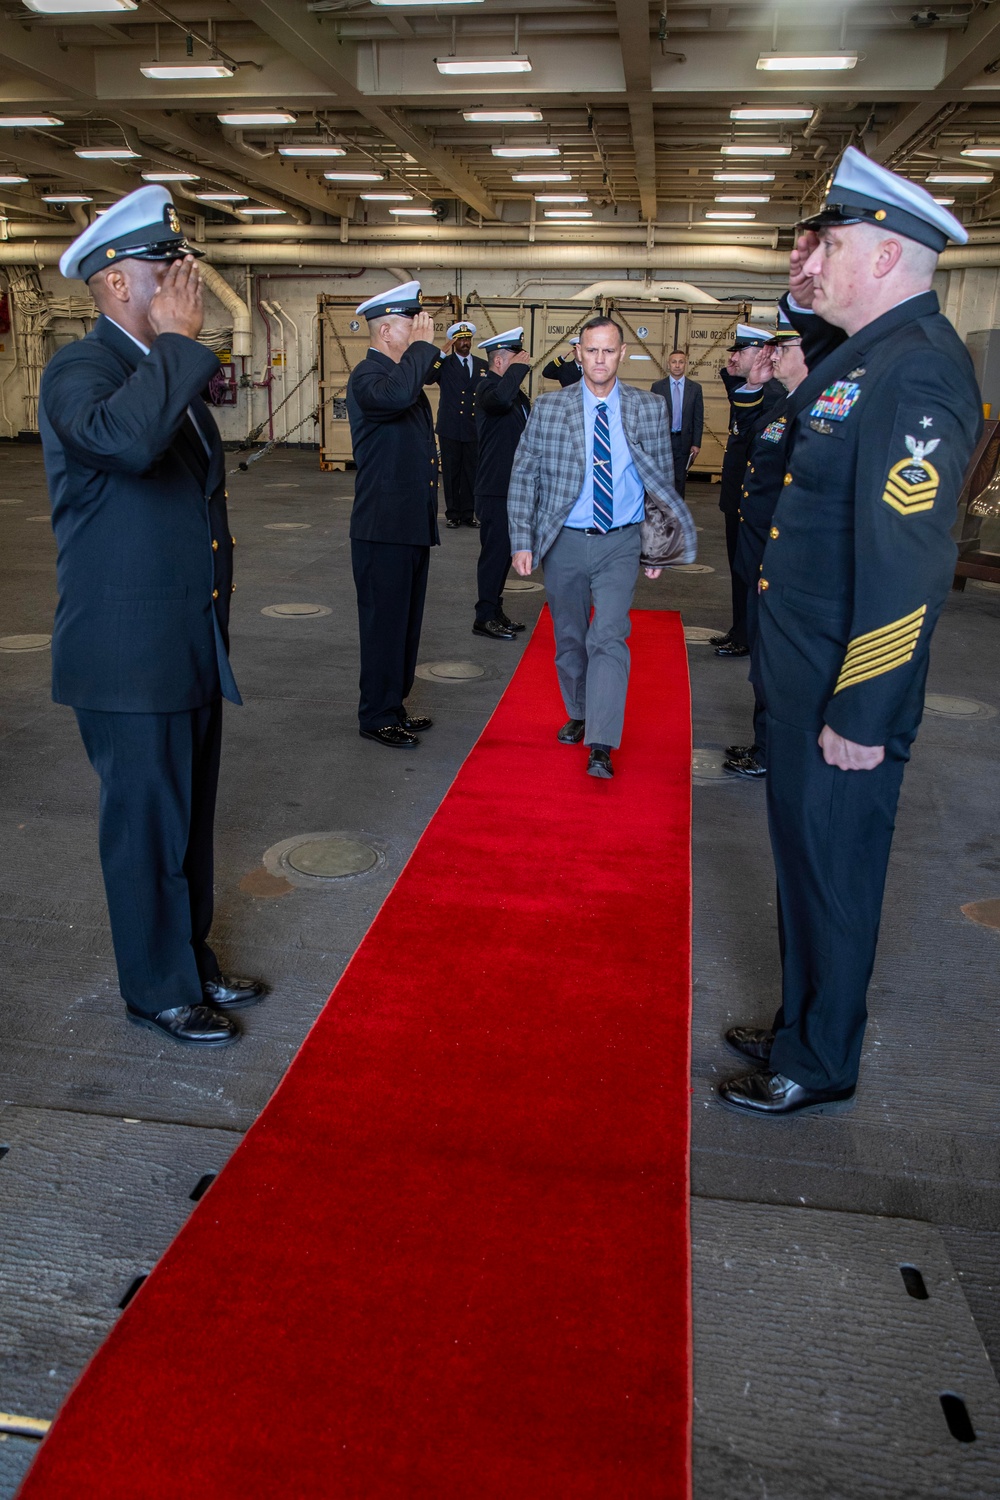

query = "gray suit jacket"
[507,379,697,569]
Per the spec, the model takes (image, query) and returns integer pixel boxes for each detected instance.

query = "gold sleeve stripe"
[838,622,924,670]
[834,606,927,694]
[840,605,925,653]
[732,397,763,408]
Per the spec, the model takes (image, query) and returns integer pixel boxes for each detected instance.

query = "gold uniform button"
[783,472,793,486]
[212,588,219,600]
[231,583,236,594]
[760,579,770,591]
[231,535,236,546]
[770,526,780,539]
[212,539,219,551]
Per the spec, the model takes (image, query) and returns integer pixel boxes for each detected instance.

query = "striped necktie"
[592,400,614,532]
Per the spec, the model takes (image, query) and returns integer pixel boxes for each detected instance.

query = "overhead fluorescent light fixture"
[714,171,775,182]
[730,107,813,121]
[324,171,384,182]
[24,0,136,11]
[512,172,571,183]
[960,146,1000,158]
[217,111,295,126]
[463,109,542,123]
[705,211,756,220]
[42,192,93,203]
[142,171,200,181]
[932,196,956,204]
[196,191,249,201]
[240,207,287,215]
[142,62,235,80]
[926,172,992,183]
[534,193,587,202]
[757,53,858,71]
[715,194,770,203]
[277,145,346,157]
[390,207,437,215]
[435,56,532,75]
[544,209,593,218]
[75,147,140,159]
[361,192,413,201]
[0,115,64,128]
[720,144,791,157]
[629,355,652,361]
[492,145,559,158]
[0,174,29,184]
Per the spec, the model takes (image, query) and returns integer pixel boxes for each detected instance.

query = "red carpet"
[18,608,693,1499]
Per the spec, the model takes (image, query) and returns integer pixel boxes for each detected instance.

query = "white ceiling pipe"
[571,280,720,303]
[198,261,252,357]
[7,241,1000,274]
[199,224,781,246]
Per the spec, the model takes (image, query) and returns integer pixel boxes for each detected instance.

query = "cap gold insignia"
[106,247,116,258]
[417,290,423,305]
[167,206,180,233]
[875,209,887,221]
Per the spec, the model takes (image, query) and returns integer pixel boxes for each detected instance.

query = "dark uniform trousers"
[352,540,430,730]
[474,492,512,624]
[439,436,477,524]
[75,702,223,1017]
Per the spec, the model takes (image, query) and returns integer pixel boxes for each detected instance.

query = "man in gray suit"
[651,350,703,499]
[509,315,695,779]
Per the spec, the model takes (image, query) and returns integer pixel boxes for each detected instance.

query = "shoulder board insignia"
[810,380,861,422]
[761,417,787,443]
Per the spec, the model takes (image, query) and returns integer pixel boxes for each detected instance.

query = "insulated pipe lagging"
[198,261,252,357]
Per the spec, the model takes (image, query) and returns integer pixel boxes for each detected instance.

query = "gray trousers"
[541,523,641,748]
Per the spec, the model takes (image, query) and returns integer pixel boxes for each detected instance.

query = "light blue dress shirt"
[566,378,645,530]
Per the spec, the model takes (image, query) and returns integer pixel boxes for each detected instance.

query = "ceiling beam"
[113,122,310,224]
[0,189,61,222]
[233,0,498,219]
[0,20,95,99]
[614,0,657,222]
[110,109,351,220]
[874,5,1000,162]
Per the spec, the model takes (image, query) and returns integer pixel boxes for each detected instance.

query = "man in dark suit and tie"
[652,350,703,499]
[38,185,263,1048]
[347,281,440,749]
[425,319,486,529]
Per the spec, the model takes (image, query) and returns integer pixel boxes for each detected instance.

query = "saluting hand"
[746,345,774,387]
[789,229,821,309]
[408,310,436,346]
[148,255,204,341]
[510,350,531,367]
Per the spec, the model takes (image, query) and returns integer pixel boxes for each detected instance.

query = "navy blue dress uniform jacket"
[424,350,487,441]
[474,364,531,498]
[347,342,441,546]
[758,290,982,750]
[718,368,785,515]
[541,355,582,387]
[38,315,239,713]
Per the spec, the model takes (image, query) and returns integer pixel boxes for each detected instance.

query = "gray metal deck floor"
[1,446,998,1495]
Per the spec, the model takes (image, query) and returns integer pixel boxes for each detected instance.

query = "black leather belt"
[566,522,637,536]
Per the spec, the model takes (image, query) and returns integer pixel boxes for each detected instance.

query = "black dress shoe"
[709,630,733,647]
[203,974,266,1010]
[714,640,750,658]
[400,714,433,733]
[499,612,526,633]
[587,748,614,779]
[445,518,462,529]
[723,751,766,779]
[472,619,515,641]
[360,725,419,748]
[718,1070,856,1116]
[126,1003,240,1048]
[464,517,480,528]
[557,718,586,744]
[725,743,754,759]
[724,1025,775,1063]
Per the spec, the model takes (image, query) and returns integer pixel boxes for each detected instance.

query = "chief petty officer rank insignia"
[882,434,941,515]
